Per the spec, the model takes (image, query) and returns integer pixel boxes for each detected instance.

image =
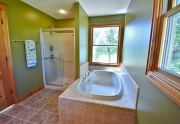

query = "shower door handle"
[43,57,62,60]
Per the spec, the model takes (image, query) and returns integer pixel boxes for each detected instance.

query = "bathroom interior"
[0,0,180,124]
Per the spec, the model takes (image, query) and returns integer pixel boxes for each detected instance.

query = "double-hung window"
[89,23,124,66]
[146,0,180,106]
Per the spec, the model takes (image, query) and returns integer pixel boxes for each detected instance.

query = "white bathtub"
[75,70,123,100]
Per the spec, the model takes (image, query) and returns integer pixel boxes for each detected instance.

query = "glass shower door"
[42,32,63,86]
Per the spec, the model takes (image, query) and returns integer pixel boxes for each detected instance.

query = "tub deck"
[59,78,135,110]
[58,75,137,124]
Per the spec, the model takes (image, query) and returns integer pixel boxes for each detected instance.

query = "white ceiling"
[79,0,131,17]
[21,0,77,19]
[21,0,131,19]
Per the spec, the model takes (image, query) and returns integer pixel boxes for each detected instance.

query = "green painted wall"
[89,14,125,24]
[74,3,80,79]
[74,3,89,78]
[0,0,87,97]
[0,0,56,97]
[55,19,74,33]
[123,0,180,124]
[56,19,75,28]
[79,4,89,66]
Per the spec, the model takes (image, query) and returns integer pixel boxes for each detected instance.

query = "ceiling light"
[59,9,66,14]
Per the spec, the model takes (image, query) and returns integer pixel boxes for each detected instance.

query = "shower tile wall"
[43,32,61,58]
[80,62,89,78]
[60,33,74,81]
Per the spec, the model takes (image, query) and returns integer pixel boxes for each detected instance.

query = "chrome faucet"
[82,77,85,82]
[87,70,93,76]
[82,71,93,82]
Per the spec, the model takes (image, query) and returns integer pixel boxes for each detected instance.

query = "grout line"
[40,112,51,124]
[27,100,51,122]
[2,88,62,124]
[27,91,61,123]
[3,103,41,124]
[3,105,28,121]
[40,104,59,124]
[4,113,34,124]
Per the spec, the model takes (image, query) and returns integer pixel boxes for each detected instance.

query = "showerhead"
[48,24,55,29]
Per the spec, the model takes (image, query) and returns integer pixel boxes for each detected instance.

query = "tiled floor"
[0,88,64,124]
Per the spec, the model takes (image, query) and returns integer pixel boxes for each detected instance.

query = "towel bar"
[13,40,39,43]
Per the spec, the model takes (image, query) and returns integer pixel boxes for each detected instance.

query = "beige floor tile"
[17,108,38,120]
[50,90,64,96]
[0,88,63,124]
[28,110,50,124]
[31,92,47,99]
[31,100,48,109]
[23,121,34,124]
[6,118,26,124]
[3,105,27,117]
[42,114,59,124]
[41,101,57,112]
[52,108,59,115]
[19,98,38,107]
[51,95,59,103]
[41,93,57,101]
[0,114,13,124]
[40,88,54,93]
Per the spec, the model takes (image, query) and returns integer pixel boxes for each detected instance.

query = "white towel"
[25,40,37,67]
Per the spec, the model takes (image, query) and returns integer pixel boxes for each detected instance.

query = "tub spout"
[82,77,86,82]
[87,70,93,76]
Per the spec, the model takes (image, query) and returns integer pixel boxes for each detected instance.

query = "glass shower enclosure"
[40,28,75,87]
[41,30,63,86]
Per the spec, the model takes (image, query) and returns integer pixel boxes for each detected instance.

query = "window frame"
[146,0,180,106]
[89,23,124,66]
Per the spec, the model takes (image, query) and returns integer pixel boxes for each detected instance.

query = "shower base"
[45,78,74,90]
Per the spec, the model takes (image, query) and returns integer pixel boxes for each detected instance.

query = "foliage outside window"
[176,0,180,6]
[160,11,180,74]
[146,0,180,106]
[89,23,124,66]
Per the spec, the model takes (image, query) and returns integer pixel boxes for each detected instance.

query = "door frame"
[0,2,18,103]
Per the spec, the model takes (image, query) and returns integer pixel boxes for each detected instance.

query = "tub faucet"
[82,77,86,82]
[87,70,93,76]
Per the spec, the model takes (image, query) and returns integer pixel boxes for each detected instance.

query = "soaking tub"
[75,70,123,100]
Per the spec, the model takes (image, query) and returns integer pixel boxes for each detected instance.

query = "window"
[160,11,180,74]
[175,0,180,6]
[146,0,180,106]
[89,23,124,66]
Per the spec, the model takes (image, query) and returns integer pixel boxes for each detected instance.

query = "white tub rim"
[75,70,123,100]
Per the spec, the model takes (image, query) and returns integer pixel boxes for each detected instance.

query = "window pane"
[161,12,180,74]
[93,27,119,45]
[92,46,118,63]
[176,0,180,6]
[162,0,169,14]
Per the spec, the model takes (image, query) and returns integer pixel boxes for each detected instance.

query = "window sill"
[146,71,180,106]
[89,62,120,67]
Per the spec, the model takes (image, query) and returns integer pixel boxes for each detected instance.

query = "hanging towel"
[25,40,37,67]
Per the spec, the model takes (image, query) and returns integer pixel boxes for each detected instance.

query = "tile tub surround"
[120,65,139,108]
[0,88,64,124]
[89,65,121,72]
[59,77,137,124]
[80,62,89,78]
[80,63,121,79]
[59,98,136,124]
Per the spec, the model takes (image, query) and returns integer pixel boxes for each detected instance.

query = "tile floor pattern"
[0,88,64,124]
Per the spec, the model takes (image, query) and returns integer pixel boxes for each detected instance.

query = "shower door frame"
[40,28,75,89]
